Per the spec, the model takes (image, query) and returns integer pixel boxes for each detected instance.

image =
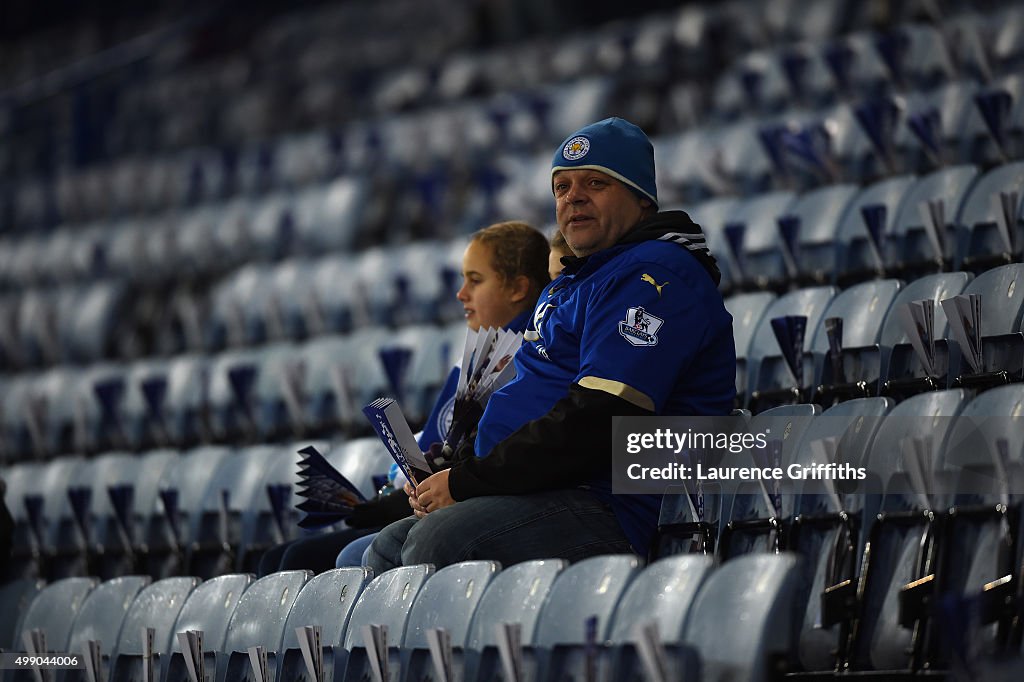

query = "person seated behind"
[548,228,574,280]
[258,220,551,575]
[366,117,737,572]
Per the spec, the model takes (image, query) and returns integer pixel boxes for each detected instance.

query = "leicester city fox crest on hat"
[562,136,590,161]
[551,117,658,206]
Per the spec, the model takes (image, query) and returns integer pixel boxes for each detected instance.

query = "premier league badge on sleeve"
[618,306,664,346]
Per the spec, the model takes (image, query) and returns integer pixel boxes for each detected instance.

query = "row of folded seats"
[0,554,812,682]
[0,319,466,461]
[1,254,1021,466]
[1,437,391,583]
[4,384,1024,678]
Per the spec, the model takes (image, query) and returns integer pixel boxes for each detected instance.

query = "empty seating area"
[4,0,1024,679]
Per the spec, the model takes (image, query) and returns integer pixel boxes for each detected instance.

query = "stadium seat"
[719,404,821,561]
[186,447,279,579]
[682,553,802,682]
[956,161,1024,272]
[275,567,373,682]
[220,570,313,682]
[463,559,567,682]
[339,564,434,682]
[746,285,837,412]
[885,165,979,278]
[109,576,202,682]
[880,271,972,400]
[946,263,1024,390]
[788,396,894,672]
[10,577,98,673]
[163,574,254,682]
[718,190,797,291]
[724,291,777,411]
[846,389,969,673]
[0,578,44,651]
[517,554,642,680]
[400,560,500,682]
[61,575,151,682]
[811,278,903,405]
[785,183,860,285]
[143,446,232,579]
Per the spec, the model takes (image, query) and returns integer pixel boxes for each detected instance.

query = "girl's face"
[456,240,524,331]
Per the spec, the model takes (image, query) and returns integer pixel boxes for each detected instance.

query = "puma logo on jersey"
[641,273,668,296]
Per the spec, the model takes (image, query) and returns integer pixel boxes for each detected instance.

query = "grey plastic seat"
[186,447,278,579]
[947,263,1024,389]
[786,184,861,285]
[788,397,894,671]
[724,292,777,406]
[956,161,1024,271]
[686,197,744,292]
[879,272,972,399]
[220,570,313,682]
[143,445,232,579]
[682,553,802,682]
[12,577,98,669]
[61,576,151,682]
[886,165,979,277]
[237,440,320,574]
[810,279,903,404]
[517,554,641,681]
[850,389,969,673]
[399,560,500,682]
[0,578,45,651]
[834,175,917,285]
[600,555,714,681]
[458,559,566,682]
[340,564,434,682]
[163,574,254,682]
[720,190,797,290]
[275,567,373,682]
[746,286,837,412]
[109,577,201,682]
[720,404,821,561]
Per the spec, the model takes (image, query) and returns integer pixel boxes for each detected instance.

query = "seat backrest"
[18,577,98,652]
[464,559,567,653]
[811,279,902,352]
[888,165,979,266]
[725,292,777,360]
[279,567,373,650]
[960,263,1024,336]
[0,578,45,650]
[607,555,714,643]
[747,286,837,380]
[115,577,201,655]
[169,574,254,652]
[532,555,642,647]
[342,564,435,650]
[682,553,802,682]
[222,570,312,654]
[956,161,1024,267]
[402,561,500,649]
[836,175,917,278]
[330,438,395,499]
[878,271,972,347]
[66,576,151,660]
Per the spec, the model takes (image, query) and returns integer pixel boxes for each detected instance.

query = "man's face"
[553,169,650,258]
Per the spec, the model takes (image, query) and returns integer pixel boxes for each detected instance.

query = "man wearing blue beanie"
[367,117,736,570]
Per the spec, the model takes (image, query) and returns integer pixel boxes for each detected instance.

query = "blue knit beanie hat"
[551,117,657,207]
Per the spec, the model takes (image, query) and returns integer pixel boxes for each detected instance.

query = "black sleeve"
[447,383,652,499]
[346,488,412,528]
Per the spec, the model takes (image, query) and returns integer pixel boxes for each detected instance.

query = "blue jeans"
[365,489,635,574]
[335,532,377,567]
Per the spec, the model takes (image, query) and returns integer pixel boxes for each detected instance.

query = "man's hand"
[404,481,429,518]
[415,469,456,513]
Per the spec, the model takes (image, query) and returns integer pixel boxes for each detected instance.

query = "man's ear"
[507,274,532,303]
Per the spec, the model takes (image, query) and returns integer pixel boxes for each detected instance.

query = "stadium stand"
[4,0,1024,679]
